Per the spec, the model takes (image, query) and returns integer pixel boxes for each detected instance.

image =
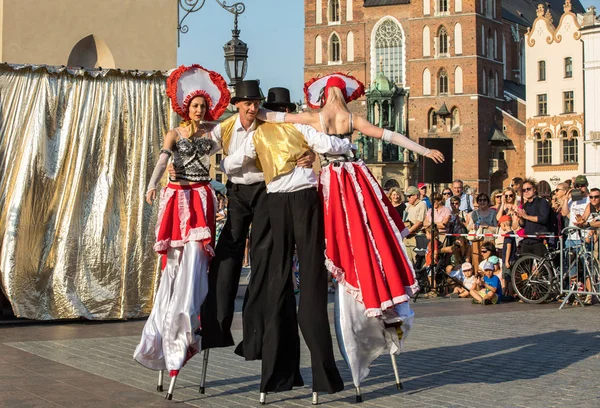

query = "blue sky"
[178,0,600,102]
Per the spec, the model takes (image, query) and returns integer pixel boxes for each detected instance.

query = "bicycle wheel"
[511,255,553,303]
[583,254,600,294]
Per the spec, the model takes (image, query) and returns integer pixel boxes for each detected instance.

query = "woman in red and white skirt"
[133,65,229,397]
[259,72,445,392]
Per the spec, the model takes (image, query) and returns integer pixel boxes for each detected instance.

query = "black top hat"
[230,80,264,104]
[263,87,297,112]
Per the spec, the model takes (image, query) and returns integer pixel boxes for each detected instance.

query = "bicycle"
[511,226,600,305]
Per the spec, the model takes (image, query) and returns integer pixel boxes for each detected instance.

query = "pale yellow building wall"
[1,0,177,71]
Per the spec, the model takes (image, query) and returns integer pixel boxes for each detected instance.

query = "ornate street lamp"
[223,7,248,85]
[177,1,247,47]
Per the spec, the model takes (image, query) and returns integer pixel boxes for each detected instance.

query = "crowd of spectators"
[390,175,599,305]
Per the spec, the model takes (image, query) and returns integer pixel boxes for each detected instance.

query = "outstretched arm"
[353,116,445,163]
[258,109,321,129]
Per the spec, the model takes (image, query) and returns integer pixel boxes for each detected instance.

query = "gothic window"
[428,108,437,131]
[482,69,487,94]
[330,33,341,63]
[423,0,431,16]
[438,26,449,55]
[316,0,322,23]
[454,66,463,94]
[536,132,552,164]
[347,31,354,61]
[423,68,431,95]
[563,130,578,163]
[315,35,323,64]
[487,28,493,59]
[329,0,340,23]
[454,23,463,55]
[494,71,499,98]
[423,26,431,57]
[374,19,404,84]
[456,0,462,12]
[346,0,353,21]
[451,108,460,130]
[438,69,449,94]
[488,69,494,96]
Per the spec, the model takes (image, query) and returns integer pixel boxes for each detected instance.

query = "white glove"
[146,150,171,193]
[382,129,431,156]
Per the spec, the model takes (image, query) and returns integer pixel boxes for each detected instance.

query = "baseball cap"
[499,215,511,224]
[575,175,588,186]
[483,262,494,271]
[461,262,473,271]
[418,182,427,189]
[406,186,419,196]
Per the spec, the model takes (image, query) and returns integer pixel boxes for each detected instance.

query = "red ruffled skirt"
[154,182,217,255]
[320,161,419,317]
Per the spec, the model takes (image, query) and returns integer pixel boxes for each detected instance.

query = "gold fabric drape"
[0,63,177,320]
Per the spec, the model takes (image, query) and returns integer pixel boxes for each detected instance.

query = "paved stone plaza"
[1,296,599,408]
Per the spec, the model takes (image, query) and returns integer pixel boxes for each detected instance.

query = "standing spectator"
[470,262,503,304]
[418,183,432,209]
[447,195,468,244]
[490,189,503,211]
[515,179,551,257]
[425,193,451,238]
[404,185,427,263]
[387,187,406,218]
[445,179,474,213]
[510,177,524,205]
[499,215,517,298]
[561,175,590,280]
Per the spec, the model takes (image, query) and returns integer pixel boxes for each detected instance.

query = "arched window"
[481,26,485,56]
[438,26,449,55]
[346,0,353,21]
[316,0,323,24]
[455,66,463,94]
[537,132,552,164]
[456,0,463,12]
[563,130,579,163]
[487,28,493,59]
[315,35,323,64]
[494,29,498,59]
[451,107,460,130]
[374,18,404,84]
[487,0,493,18]
[488,69,494,96]
[454,23,463,55]
[329,0,340,23]
[438,69,449,94]
[423,68,432,95]
[330,33,341,63]
[423,0,431,16]
[423,25,431,57]
[428,108,437,131]
[347,32,354,61]
[482,69,487,94]
[494,71,499,97]
[67,34,116,69]
[502,33,507,79]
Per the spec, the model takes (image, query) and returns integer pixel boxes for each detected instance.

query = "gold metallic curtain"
[0,64,177,320]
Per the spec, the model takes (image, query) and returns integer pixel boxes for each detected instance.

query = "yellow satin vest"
[219,114,239,155]
[252,123,309,185]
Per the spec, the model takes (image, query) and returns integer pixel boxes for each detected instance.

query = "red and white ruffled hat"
[166,64,230,121]
[304,72,365,109]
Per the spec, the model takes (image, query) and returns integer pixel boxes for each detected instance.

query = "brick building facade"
[303,0,586,193]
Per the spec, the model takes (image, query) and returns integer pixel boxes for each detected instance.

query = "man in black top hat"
[191,81,309,391]
[263,87,298,113]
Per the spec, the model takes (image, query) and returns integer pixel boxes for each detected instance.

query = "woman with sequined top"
[134,65,229,398]
[259,72,445,392]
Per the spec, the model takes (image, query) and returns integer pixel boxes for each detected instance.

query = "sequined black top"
[163,129,217,182]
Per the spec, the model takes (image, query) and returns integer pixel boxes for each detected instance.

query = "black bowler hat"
[263,87,297,112]
[230,80,264,104]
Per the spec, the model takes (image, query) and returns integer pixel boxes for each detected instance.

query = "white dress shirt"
[222,124,353,193]
[209,116,265,185]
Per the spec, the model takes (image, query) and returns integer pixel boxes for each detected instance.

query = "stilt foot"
[356,395,363,403]
[259,392,266,405]
[312,391,319,405]
[165,393,173,400]
[396,382,403,390]
[199,386,205,394]
[157,385,163,392]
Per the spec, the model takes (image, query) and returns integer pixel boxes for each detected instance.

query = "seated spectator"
[451,262,476,298]
[467,192,498,231]
[477,241,497,274]
[499,215,517,297]
[425,193,452,238]
[447,195,468,245]
[425,226,442,295]
[441,235,471,276]
[470,262,503,304]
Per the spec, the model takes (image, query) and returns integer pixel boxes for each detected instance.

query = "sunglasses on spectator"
[451,201,460,205]
[505,194,514,198]
[481,250,489,253]
[443,192,452,195]
[523,187,533,192]
[495,195,502,198]
[590,195,600,199]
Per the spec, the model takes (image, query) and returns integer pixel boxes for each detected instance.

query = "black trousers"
[520,240,546,257]
[201,182,299,366]
[261,188,344,394]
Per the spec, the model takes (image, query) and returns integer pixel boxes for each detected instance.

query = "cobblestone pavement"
[1,295,599,408]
